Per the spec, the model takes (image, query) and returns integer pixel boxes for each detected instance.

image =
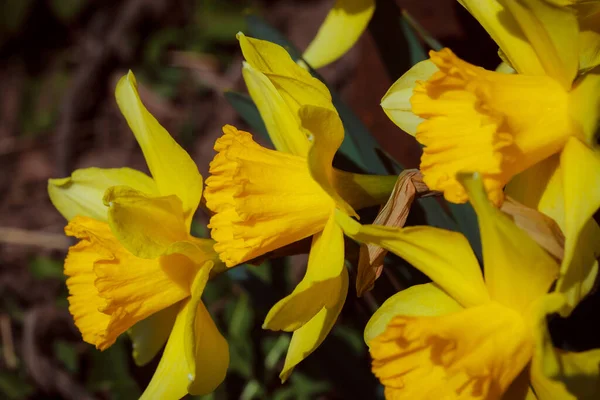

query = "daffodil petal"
[569,68,600,148]
[459,173,559,311]
[241,62,310,157]
[380,60,437,136]
[48,167,157,222]
[300,105,357,217]
[364,283,462,345]
[65,216,194,350]
[140,287,228,398]
[554,138,600,313]
[128,303,179,366]
[238,33,333,156]
[279,268,348,382]
[104,185,188,259]
[302,0,375,69]
[459,0,577,88]
[335,210,489,308]
[115,71,202,226]
[264,213,344,331]
[530,293,600,400]
[577,2,600,73]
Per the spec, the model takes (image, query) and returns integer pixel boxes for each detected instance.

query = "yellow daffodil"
[204,34,395,380]
[48,72,228,399]
[303,0,375,68]
[380,0,600,315]
[336,173,600,400]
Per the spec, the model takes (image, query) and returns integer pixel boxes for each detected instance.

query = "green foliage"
[87,339,140,399]
[0,371,34,400]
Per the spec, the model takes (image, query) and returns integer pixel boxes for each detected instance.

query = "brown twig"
[0,226,70,250]
[0,314,18,369]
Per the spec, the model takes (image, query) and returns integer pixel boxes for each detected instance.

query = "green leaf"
[224,91,270,142]
[28,256,64,280]
[53,340,78,373]
[87,339,140,399]
[0,371,34,400]
[448,202,483,262]
[49,0,88,22]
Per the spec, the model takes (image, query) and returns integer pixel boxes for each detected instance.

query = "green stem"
[333,169,397,210]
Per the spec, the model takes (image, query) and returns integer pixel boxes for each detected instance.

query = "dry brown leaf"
[501,196,565,261]
[356,169,430,296]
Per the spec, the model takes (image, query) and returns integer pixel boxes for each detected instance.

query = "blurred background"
[0,0,566,399]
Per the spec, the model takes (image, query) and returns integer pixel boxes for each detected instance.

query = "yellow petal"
[115,71,202,226]
[238,33,332,156]
[141,266,228,398]
[104,185,188,259]
[364,283,462,345]
[569,67,600,148]
[204,126,333,266]
[264,213,344,331]
[128,303,179,366]
[370,301,533,399]
[411,48,572,206]
[554,138,600,313]
[302,0,375,69]
[380,60,437,136]
[279,268,349,382]
[459,0,577,88]
[577,2,600,73]
[64,216,194,350]
[459,173,558,310]
[241,62,310,157]
[299,105,357,217]
[335,210,489,308]
[48,167,157,222]
[530,293,600,400]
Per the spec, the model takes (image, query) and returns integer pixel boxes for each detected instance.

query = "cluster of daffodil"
[47,0,600,399]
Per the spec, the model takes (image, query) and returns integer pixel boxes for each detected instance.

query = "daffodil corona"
[381,0,600,315]
[48,72,228,399]
[337,173,600,400]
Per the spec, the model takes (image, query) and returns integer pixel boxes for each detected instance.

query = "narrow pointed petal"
[380,60,437,136]
[241,62,310,156]
[264,213,344,331]
[48,167,157,222]
[459,173,558,310]
[115,71,203,225]
[302,0,375,69]
[335,211,489,308]
[300,105,357,217]
[459,0,577,88]
[577,2,600,73]
[279,268,349,382]
[128,303,179,366]
[364,283,462,345]
[141,264,229,399]
[554,139,600,313]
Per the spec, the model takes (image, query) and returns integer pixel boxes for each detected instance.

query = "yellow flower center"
[204,125,335,267]
[369,302,533,399]
[412,49,575,206]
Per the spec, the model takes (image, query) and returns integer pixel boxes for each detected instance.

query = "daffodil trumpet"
[380,0,600,315]
[337,173,600,400]
[48,72,228,399]
[204,33,397,380]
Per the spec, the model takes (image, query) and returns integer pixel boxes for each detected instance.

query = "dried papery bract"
[357,170,431,296]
